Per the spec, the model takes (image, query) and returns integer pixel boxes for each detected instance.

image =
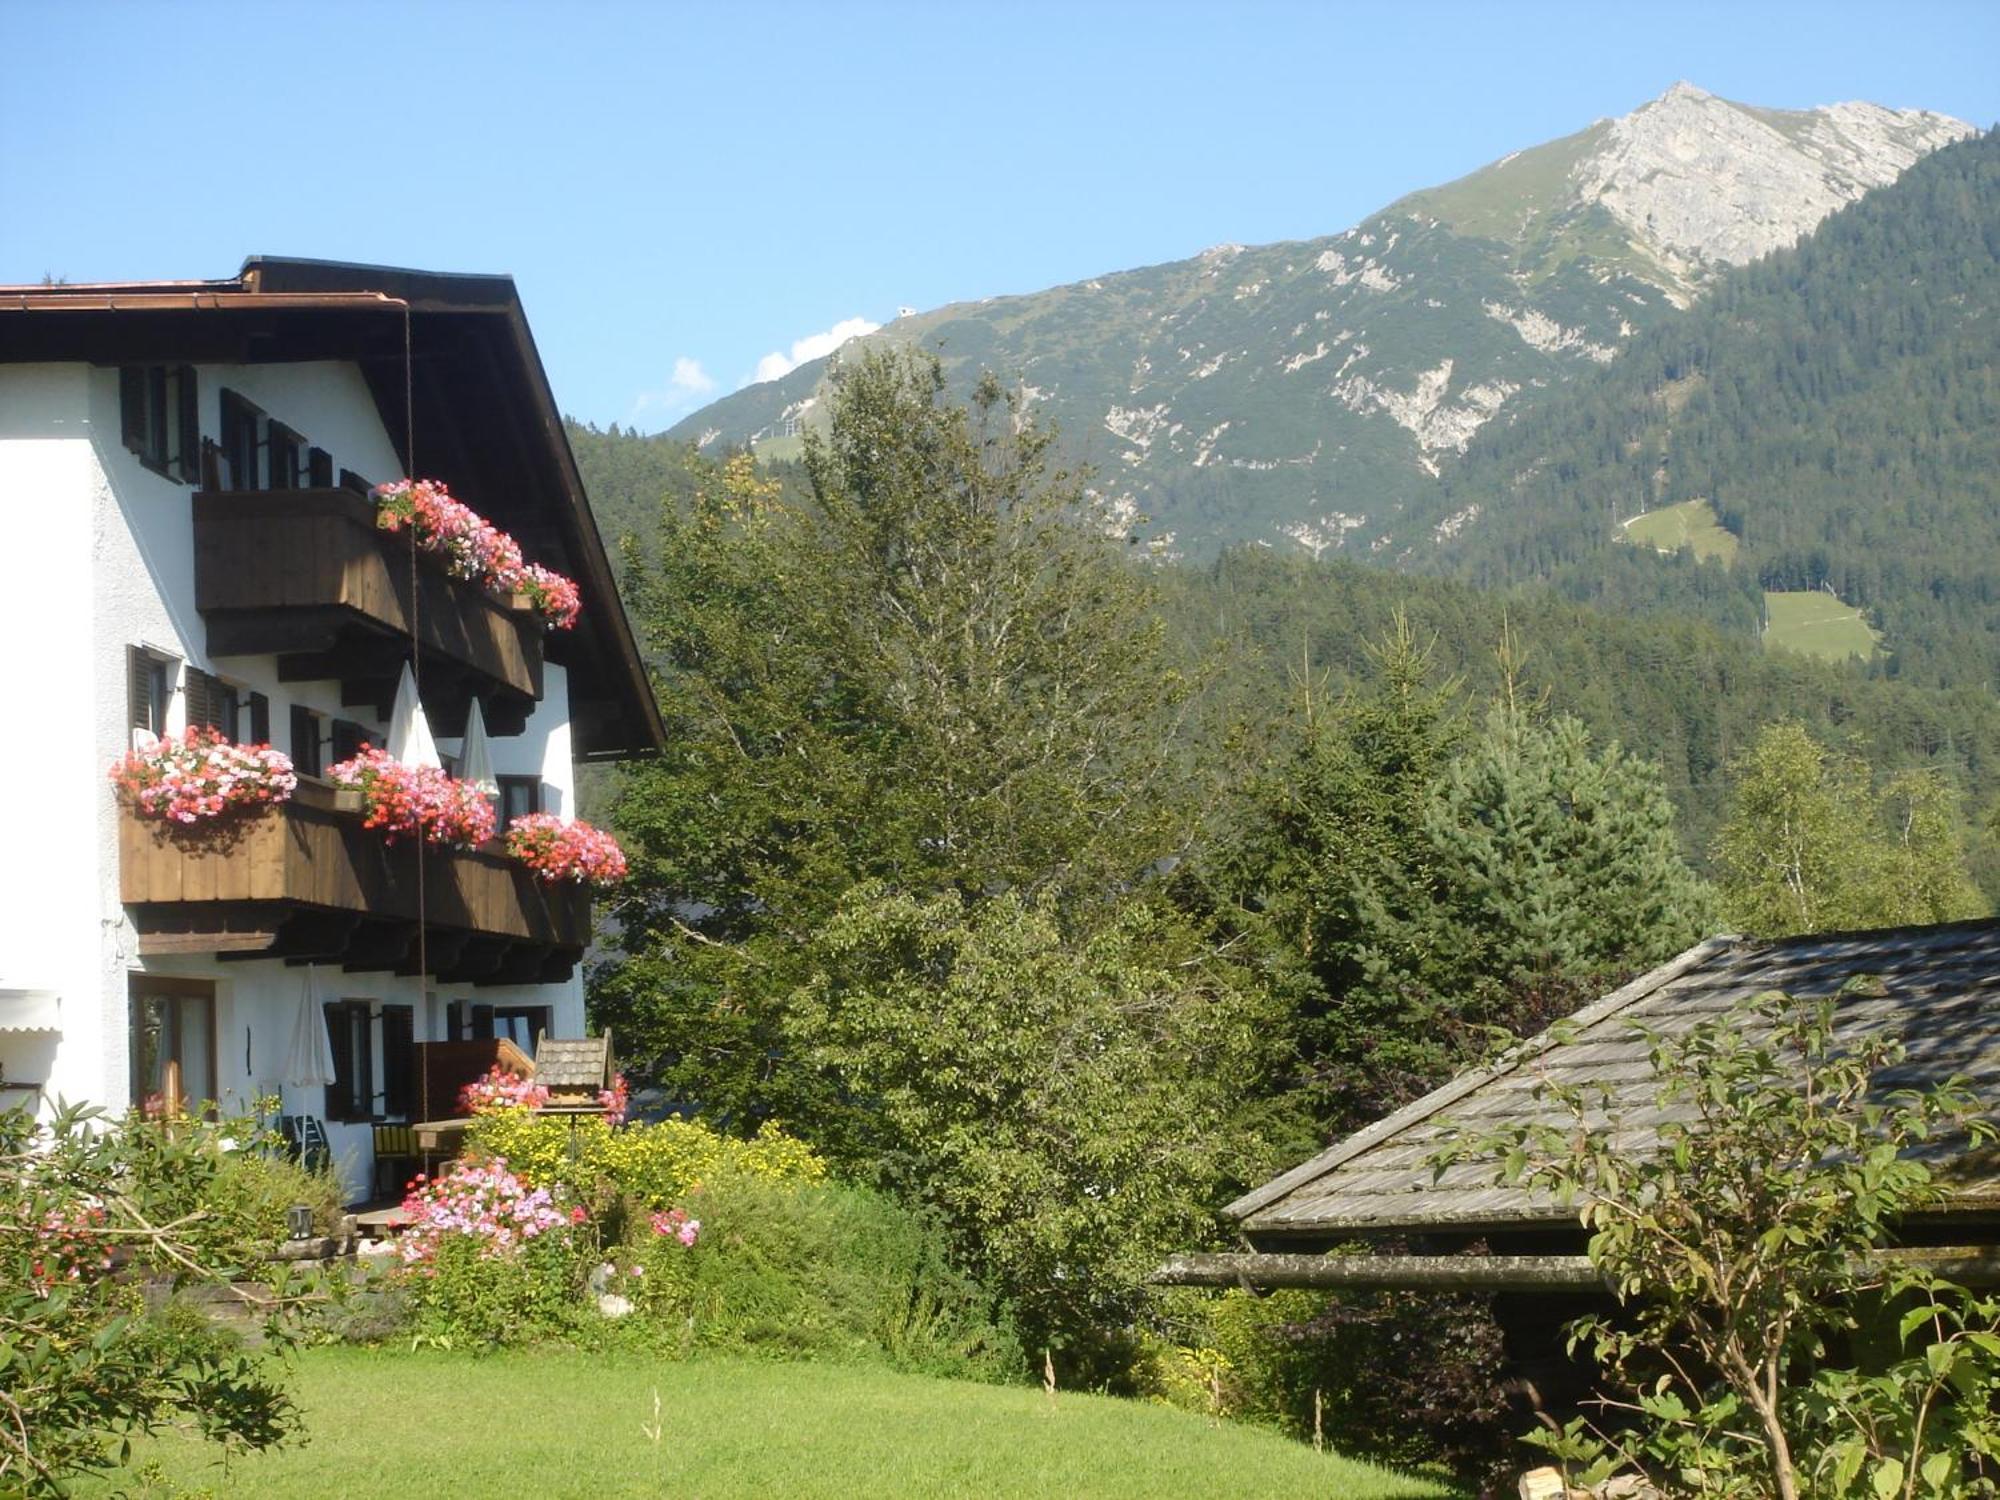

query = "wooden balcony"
[193,489,542,736]
[120,781,591,985]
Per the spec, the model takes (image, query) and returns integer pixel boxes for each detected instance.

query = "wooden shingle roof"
[1230,919,2000,1241]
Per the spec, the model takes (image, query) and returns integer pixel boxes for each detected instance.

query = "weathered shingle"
[1230,920,2000,1239]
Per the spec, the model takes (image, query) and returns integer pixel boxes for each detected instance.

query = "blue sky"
[5,1,1995,431]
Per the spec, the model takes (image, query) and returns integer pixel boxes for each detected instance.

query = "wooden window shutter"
[308,447,333,487]
[173,367,200,483]
[127,647,151,732]
[247,692,270,745]
[330,719,366,764]
[290,705,322,776]
[323,1002,353,1122]
[381,1005,415,1117]
[471,1005,495,1040]
[119,367,145,452]
[183,668,217,732]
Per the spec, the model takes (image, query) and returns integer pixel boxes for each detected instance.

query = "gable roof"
[0,256,663,761]
[1230,919,2000,1241]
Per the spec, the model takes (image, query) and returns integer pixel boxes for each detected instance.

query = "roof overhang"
[0,256,664,761]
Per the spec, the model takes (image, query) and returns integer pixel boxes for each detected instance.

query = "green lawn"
[93,1347,1452,1499]
[1619,498,1739,564]
[1763,589,1881,662]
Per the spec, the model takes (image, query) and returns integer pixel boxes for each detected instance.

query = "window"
[245,691,271,745]
[126,646,176,741]
[323,1000,375,1123]
[118,365,199,483]
[129,976,215,1114]
[330,719,370,764]
[267,422,304,490]
[380,1005,416,1119]
[448,1002,553,1053]
[218,388,263,490]
[290,705,325,777]
[496,775,541,830]
[182,668,239,737]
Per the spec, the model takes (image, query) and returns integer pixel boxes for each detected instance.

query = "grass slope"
[96,1348,1451,1500]
[1764,590,1881,662]
[1619,498,1739,564]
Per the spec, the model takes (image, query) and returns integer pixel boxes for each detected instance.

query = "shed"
[1160,918,2000,1294]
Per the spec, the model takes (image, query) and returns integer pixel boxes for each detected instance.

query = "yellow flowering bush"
[464,1111,823,1208]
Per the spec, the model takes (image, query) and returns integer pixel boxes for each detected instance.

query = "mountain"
[666,85,1970,558]
[1411,126,2000,687]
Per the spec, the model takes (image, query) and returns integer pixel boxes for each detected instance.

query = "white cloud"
[632,356,717,418]
[749,316,880,386]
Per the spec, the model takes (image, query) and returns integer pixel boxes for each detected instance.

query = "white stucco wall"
[0,358,587,1201]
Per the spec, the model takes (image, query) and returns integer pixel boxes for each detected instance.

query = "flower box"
[372,478,582,631]
[110,728,297,825]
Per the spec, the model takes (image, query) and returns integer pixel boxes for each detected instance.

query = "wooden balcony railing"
[120,780,591,985]
[193,489,542,736]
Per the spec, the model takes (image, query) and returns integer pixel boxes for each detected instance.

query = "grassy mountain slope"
[1415,127,2000,686]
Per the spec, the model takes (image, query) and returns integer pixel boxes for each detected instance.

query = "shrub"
[394,1157,585,1347]
[202,1144,346,1245]
[1449,992,2000,1499]
[464,1110,824,1210]
[603,1170,1019,1381]
[1137,1285,1510,1486]
[0,1102,302,1494]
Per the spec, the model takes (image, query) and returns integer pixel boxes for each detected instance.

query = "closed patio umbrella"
[284,966,336,1089]
[458,695,498,798]
[385,660,440,770]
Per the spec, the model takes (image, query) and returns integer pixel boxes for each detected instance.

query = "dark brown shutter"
[119,367,145,452]
[182,668,215,732]
[127,647,151,732]
[247,692,270,745]
[323,1002,353,1122]
[381,1005,415,1117]
[338,468,373,496]
[471,1005,495,1040]
[174,366,200,483]
[330,719,369,763]
[290,705,321,776]
[308,447,333,487]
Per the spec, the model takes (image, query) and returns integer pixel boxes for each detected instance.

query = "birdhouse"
[532,1031,614,1115]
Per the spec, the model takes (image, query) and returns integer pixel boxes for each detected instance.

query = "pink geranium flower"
[371,478,582,631]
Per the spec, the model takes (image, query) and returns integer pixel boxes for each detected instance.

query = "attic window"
[119,365,199,484]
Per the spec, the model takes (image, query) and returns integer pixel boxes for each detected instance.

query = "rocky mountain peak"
[1575,84,1973,286]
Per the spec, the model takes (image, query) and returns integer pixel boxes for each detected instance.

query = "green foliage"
[599,351,1212,1126]
[1213,621,1713,1131]
[0,1102,302,1495]
[1713,720,1987,936]
[789,883,1286,1368]
[404,1232,583,1350]
[1447,993,2000,1499]
[465,1110,825,1210]
[612,1170,1020,1381]
[1140,1285,1513,1488]
[199,1141,346,1245]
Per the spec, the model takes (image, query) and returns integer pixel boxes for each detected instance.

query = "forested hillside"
[1415,127,2000,683]
[568,421,2000,888]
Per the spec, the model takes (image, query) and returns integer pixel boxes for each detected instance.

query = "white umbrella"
[386,660,440,770]
[284,966,337,1089]
[458,695,498,797]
